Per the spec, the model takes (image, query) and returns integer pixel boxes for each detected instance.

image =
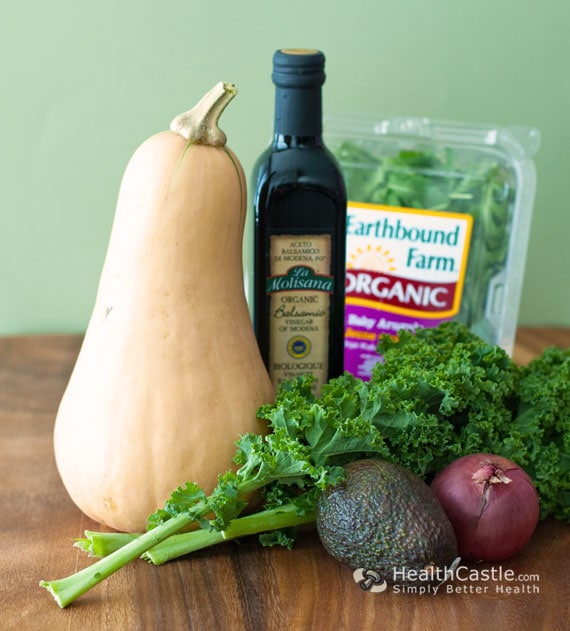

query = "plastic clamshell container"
[325,115,540,380]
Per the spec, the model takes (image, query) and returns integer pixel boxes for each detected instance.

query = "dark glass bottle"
[253,48,347,393]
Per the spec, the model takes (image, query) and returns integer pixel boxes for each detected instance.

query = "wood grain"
[0,329,568,631]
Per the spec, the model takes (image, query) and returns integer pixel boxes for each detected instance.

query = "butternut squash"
[53,82,274,533]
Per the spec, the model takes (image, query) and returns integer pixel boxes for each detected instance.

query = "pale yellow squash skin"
[53,95,274,532]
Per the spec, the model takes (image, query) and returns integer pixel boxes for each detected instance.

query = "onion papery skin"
[431,453,540,562]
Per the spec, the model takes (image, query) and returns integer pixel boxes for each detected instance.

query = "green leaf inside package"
[326,116,539,376]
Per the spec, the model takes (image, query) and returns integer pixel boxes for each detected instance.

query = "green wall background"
[1,0,569,334]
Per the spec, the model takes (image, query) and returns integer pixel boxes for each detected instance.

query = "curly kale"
[495,345,570,520]
[257,321,568,521]
[347,323,568,519]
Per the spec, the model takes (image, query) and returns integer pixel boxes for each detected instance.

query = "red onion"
[431,453,540,562]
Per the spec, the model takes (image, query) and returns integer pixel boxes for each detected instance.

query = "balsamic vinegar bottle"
[252,48,347,393]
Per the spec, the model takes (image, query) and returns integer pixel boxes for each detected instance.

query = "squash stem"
[170,81,237,146]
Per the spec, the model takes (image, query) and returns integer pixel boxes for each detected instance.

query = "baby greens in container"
[325,116,539,380]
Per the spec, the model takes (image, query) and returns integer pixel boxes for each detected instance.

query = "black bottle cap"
[272,49,326,88]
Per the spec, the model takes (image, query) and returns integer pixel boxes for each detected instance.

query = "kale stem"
[74,502,317,566]
[144,502,317,565]
[39,506,203,608]
[39,476,309,607]
[75,531,139,557]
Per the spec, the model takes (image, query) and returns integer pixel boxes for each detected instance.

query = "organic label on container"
[345,202,473,380]
[268,234,332,391]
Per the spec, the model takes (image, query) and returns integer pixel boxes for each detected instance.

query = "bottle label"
[267,234,332,391]
[345,202,473,380]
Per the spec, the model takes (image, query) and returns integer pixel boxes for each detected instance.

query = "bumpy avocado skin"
[316,459,458,584]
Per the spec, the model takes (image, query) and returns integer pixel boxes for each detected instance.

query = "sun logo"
[347,244,396,273]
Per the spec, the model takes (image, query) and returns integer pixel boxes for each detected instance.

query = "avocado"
[316,459,458,585]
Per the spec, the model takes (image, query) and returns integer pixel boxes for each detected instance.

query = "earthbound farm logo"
[345,203,473,319]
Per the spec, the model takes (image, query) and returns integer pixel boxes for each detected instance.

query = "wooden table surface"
[1,328,569,631]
